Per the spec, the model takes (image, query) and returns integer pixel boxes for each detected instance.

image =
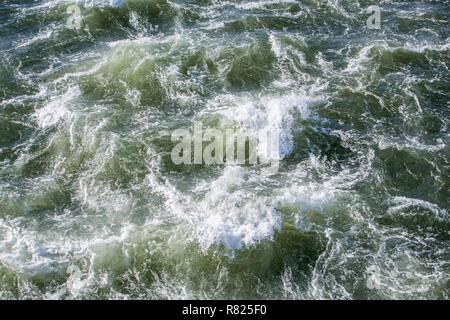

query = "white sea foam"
[34,87,79,128]
[191,166,281,251]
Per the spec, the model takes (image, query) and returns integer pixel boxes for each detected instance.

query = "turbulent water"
[0,0,449,300]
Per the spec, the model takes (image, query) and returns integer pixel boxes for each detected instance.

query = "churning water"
[0,0,449,299]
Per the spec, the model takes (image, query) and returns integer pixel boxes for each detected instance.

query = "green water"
[0,0,449,299]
